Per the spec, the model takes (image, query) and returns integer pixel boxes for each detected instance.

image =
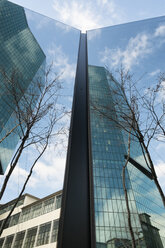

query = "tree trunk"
[122,131,136,248]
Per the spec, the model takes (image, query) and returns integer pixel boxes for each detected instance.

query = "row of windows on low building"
[0,197,25,215]
[0,194,61,229]
[0,219,59,248]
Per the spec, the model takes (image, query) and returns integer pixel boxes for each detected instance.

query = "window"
[4,216,11,229]
[13,231,25,248]
[51,219,59,243]
[24,227,37,248]
[0,238,4,247]
[43,197,55,214]
[36,222,51,246]
[7,204,14,213]
[16,198,24,207]
[9,213,20,227]
[31,203,42,218]
[0,220,3,229]
[142,223,148,231]
[3,235,14,248]
[20,208,31,222]
[0,206,6,214]
[55,194,62,209]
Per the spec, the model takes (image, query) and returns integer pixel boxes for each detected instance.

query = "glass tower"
[88,65,164,248]
[0,0,46,173]
[0,1,165,247]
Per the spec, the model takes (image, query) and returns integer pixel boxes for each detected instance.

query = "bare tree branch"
[91,67,165,208]
[0,137,49,236]
[0,65,68,214]
[122,127,136,248]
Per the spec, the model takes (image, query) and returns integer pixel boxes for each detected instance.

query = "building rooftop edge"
[0,190,62,210]
[7,0,80,32]
[0,193,40,209]
[22,190,62,209]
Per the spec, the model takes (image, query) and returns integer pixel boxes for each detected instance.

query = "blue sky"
[1,0,165,203]
[10,0,165,32]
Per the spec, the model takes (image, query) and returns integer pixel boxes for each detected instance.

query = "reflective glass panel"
[0,1,80,203]
[87,17,165,247]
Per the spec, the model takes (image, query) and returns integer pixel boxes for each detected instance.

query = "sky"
[1,0,165,204]
[9,0,165,32]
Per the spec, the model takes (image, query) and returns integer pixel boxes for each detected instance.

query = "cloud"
[0,149,66,202]
[52,1,97,32]
[87,29,101,41]
[100,33,152,70]
[55,21,73,32]
[25,9,73,33]
[52,0,124,32]
[155,161,165,193]
[0,132,69,203]
[155,24,165,37]
[48,44,76,82]
[10,165,38,188]
[158,80,165,101]
[35,16,52,30]
[29,156,65,190]
[25,9,53,30]
[149,69,160,77]
[96,0,122,21]
[148,79,165,103]
[100,22,165,71]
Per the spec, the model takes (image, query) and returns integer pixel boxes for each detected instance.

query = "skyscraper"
[0,0,46,174]
[0,1,165,247]
[88,65,164,248]
[57,18,165,247]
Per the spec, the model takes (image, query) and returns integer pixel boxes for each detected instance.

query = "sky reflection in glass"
[0,1,80,202]
[88,17,165,247]
[88,16,165,87]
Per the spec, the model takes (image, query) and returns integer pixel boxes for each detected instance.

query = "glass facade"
[1,1,165,248]
[87,15,165,248]
[0,0,46,173]
[0,0,80,175]
[88,65,165,247]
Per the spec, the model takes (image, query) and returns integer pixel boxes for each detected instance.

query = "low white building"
[0,190,62,247]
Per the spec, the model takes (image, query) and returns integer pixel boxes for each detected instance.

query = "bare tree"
[122,126,136,248]
[142,72,165,137]
[92,66,165,208]
[0,65,68,235]
[0,134,49,236]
